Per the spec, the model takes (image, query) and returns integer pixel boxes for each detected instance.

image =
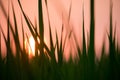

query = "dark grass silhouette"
[0,0,120,80]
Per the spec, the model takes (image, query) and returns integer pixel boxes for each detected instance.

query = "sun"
[24,35,49,58]
[25,36,36,58]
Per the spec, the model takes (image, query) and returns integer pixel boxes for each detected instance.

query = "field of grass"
[0,0,120,80]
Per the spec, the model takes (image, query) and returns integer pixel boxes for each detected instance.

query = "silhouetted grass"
[0,0,120,80]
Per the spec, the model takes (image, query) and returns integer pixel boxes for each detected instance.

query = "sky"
[0,0,120,59]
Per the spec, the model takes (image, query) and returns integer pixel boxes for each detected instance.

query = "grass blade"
[38,0,44,58]
[88,0,95,79]
[0,29,1,61]
[18,0,36,38]
[82,2,86,57]
[88,0,95,61]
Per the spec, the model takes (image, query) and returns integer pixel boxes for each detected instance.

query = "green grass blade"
[6,2,16,79]
[45,0,53,50]
[38,0,44,38]
[0,29,1,61]
[68,0,72,22]
[88,0,95,79]
[56,31,59,55]
[21,15,25,52]
[109,0,116,71]
[49,26,56,60]
[88,0,95,60]
[45,1,56,61]
[38,0,44,58]
[21,15,29,63]
[11,2,19,40]
[34,17,39,57]
[82,2,86,57]
[72,29,81,58]
[18,0,36,38]
[49,26,53,51]
[0,25,7,46]
[59,26,64,65]
[62,30,72,53]
[101,36,105,61]
[7,1,11,57]
[11,1,21,53]
[109,0,115,63]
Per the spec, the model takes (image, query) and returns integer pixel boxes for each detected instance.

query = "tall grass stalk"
[38,0,44,60]
[88,0,95,79]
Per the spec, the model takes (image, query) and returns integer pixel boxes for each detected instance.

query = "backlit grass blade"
[101,36,105,61]
[62,30,72,53]
[21,15,29,65]
[113,23,116,47]
[0,30,1,60]
[0,30,3,80]
[58,25,64,65]
[34,17,39,57]
[56,31,59,56]
[109,0,116,64]
[6,2,16,79]
[18,0,41,57]
[0,0,22,53]
[11,7,23,80]
[62,1,73,53]
[0,25,7,46]
[68,0,72,22]
[108,1,118,79]
[11,2,19,41]
[6,1,11,59]
[18,0,48,58]
[11,1,21,54]
[0,1,10,46]
[38,0,44,59]
[45,1,57,61]
[49,24,54,51]
[88,0,95,61]
[0,1,15,36]
[18,0,51,58]
[38,0,44,37]
[21,15,25,52]
[49,26,56,60]
[18,0,36,38]
[0,0,8,20]
[72,29,81,58]
[88,0,95,79]
[82,2,86,57]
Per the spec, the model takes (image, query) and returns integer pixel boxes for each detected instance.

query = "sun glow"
[25,36,36,58]
[24,35,49,58]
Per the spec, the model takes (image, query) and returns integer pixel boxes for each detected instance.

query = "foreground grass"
[0,0,120,80]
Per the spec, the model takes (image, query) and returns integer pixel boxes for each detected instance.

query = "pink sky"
[0,0,120,59]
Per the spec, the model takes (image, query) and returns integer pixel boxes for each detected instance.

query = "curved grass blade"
[18,0,36,38]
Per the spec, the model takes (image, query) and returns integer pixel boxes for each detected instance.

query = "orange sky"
[0,0,120,59]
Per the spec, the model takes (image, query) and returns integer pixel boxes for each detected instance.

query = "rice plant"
[0,0,120,80]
